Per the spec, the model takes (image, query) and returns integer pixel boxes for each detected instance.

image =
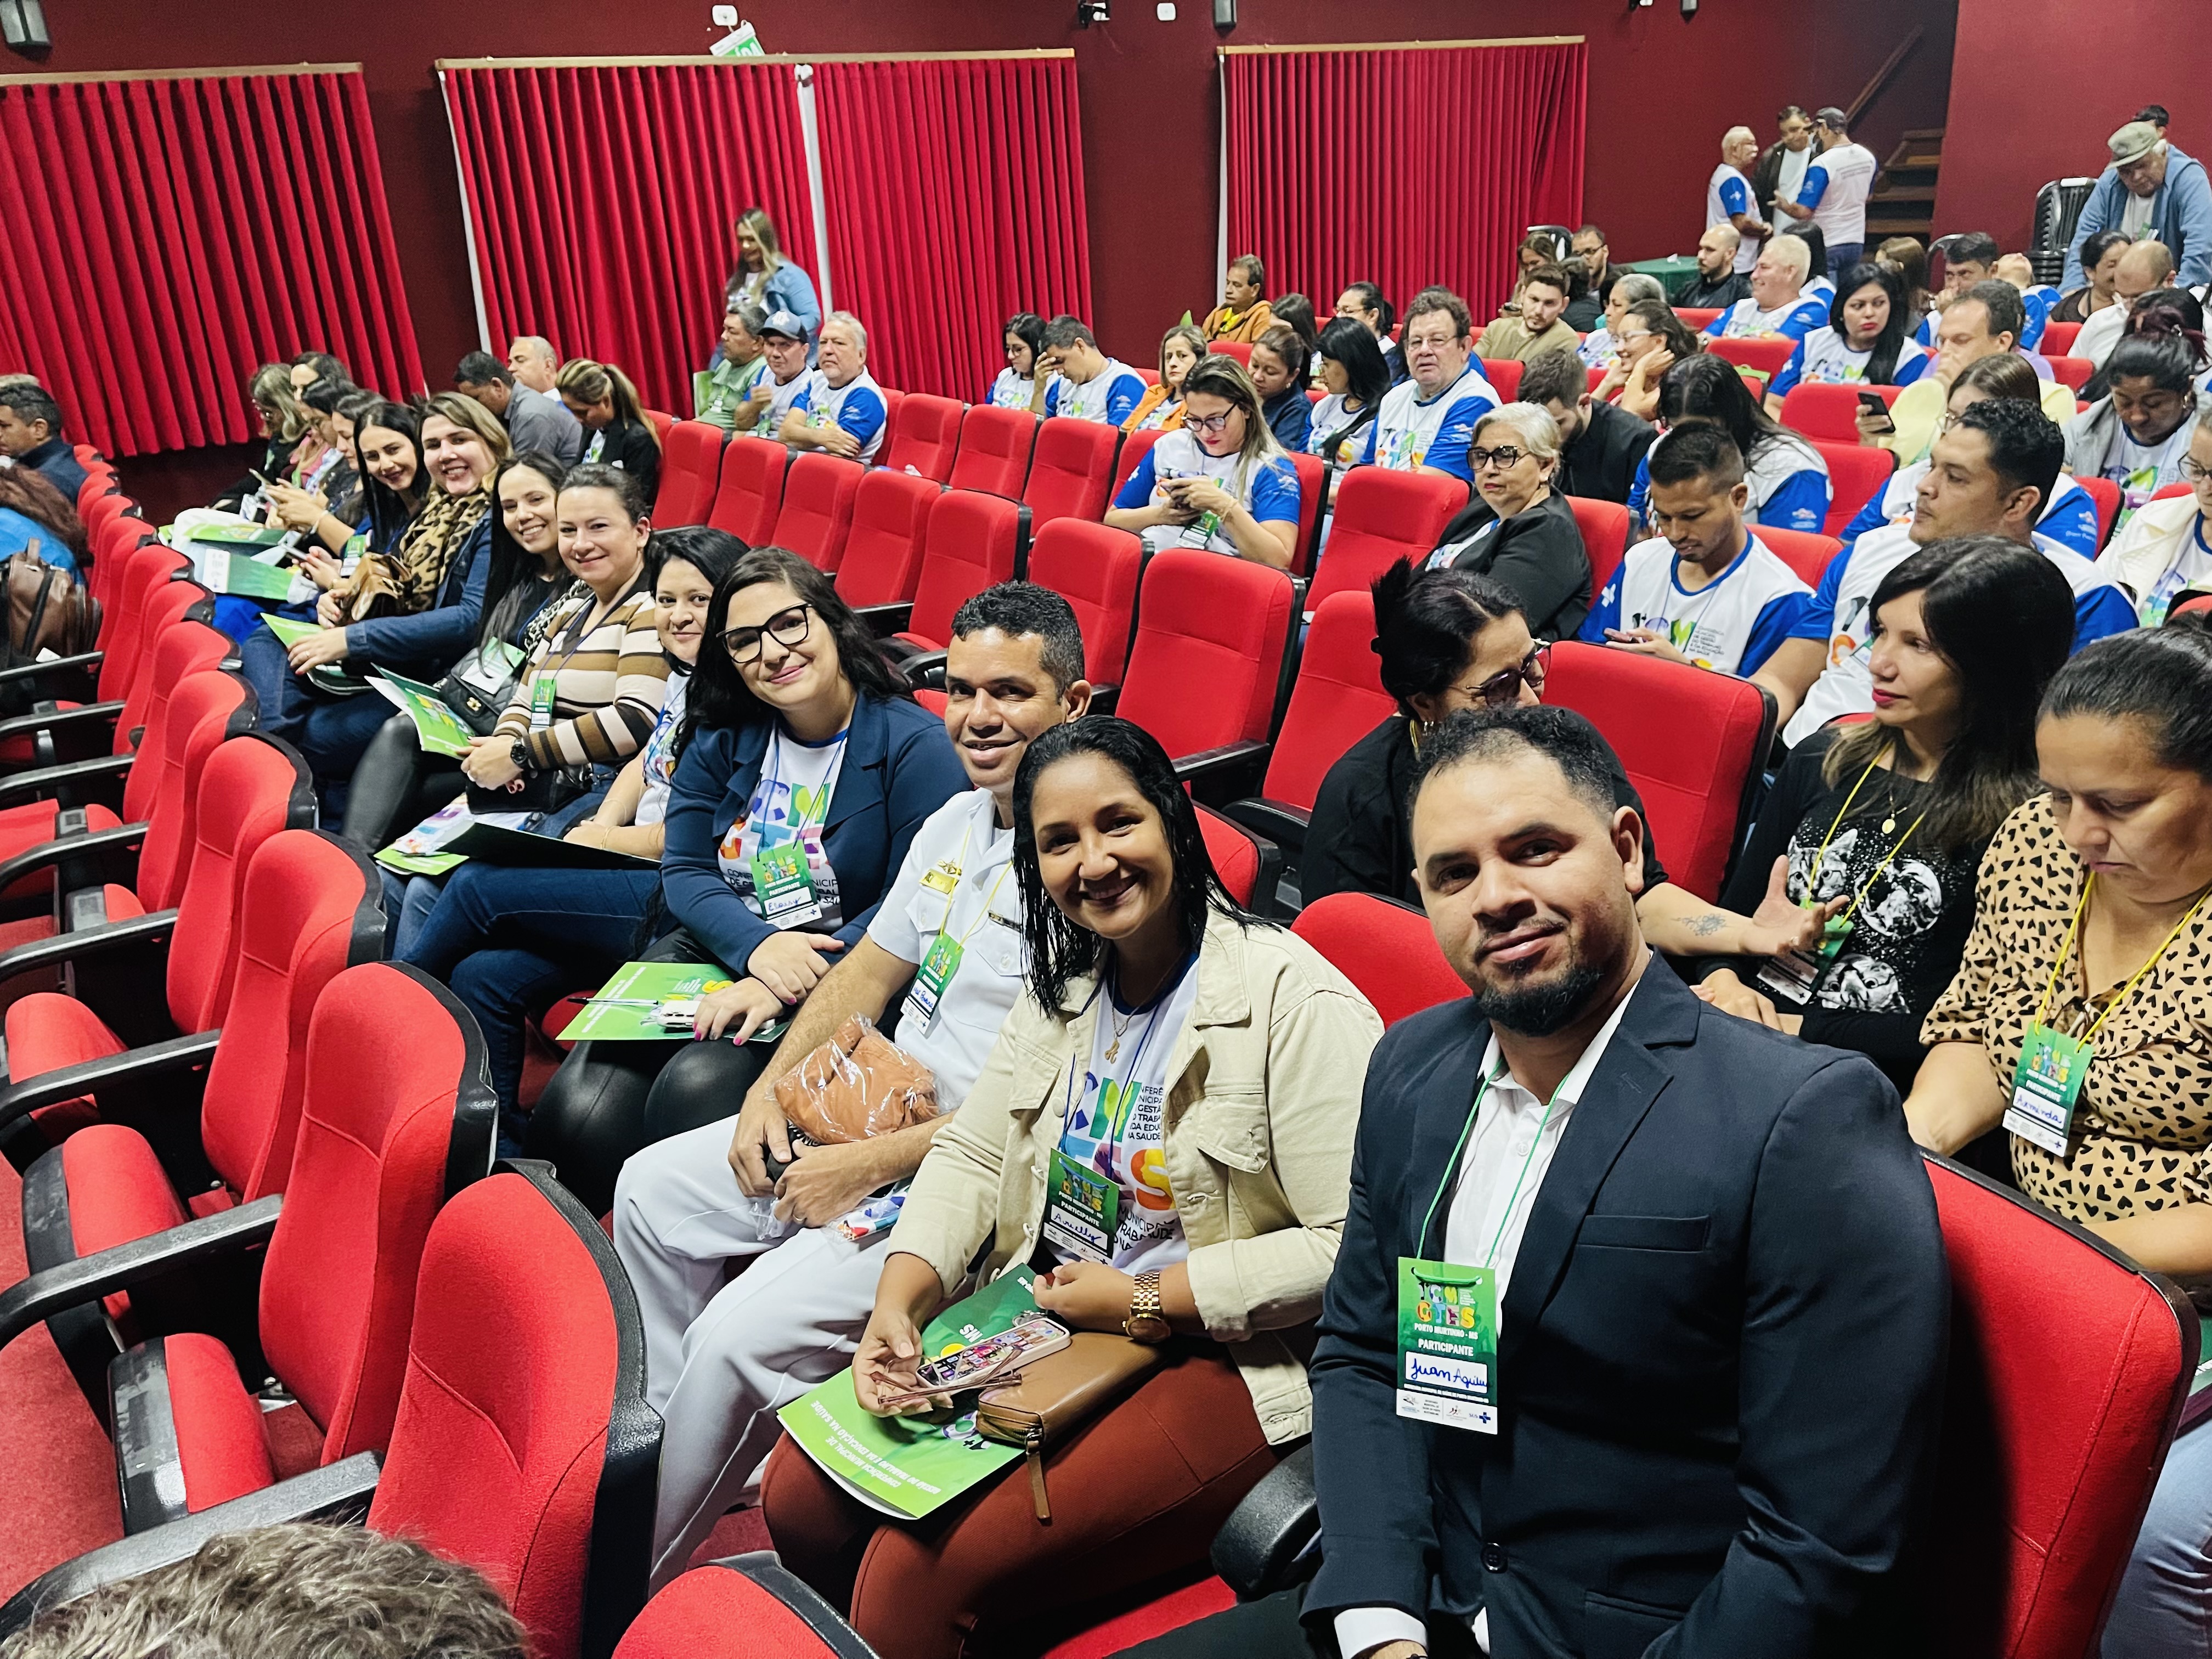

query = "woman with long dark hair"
[761,716,1384,1659]
[1307,317,1391,469]
[1334,280,1403,379]
[1765,261,1930,412]
[2065,300,2206,522]
[989,312,1049,412]
[529,546,965,1178]
[2054,228,2130,324]
[1628,353,1832,534]
[1692,537,2078,1089]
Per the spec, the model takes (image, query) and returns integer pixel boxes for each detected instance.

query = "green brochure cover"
[260,613,322,650]
[182,521,288,548]
[369,669,478,758]
[558,960,793,1043]
[197,547,297,601]
[375,798,473,877]
[776,1268,1043,1519]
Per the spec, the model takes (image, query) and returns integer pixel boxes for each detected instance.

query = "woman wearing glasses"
[1104,356,1301,567]
[1422,402,1592,639]
[532,546,966,1179]
[1300,559,1846,969]
[2102,403,2212,624]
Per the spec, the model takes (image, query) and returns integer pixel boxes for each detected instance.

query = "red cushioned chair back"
[1116,550,1295,759]
[1544,640,1771,901]
[1922,1154,2193,1659]
[120,621,232,820]
[643,409,675,447]
[902,489,1026,650]
[878,389,905,458]
[1285,450,1326,577]
[881,393,963,483]
[2078,476,2123,549]
[1194,804,1263,908]
[1566,495,1632,606]
[1024,520,1142,689]
[100,546,194,704]
[949,405,1038,499]
[1810,439,1898,536]
[163,733,317,1035]
[653,422,725,527]
[1020,417,1121,529]
[1756,526,1844,588]
[1261,590,1393,813]
[112,577,216,744]
[1306,467,1466,611]
[371,1166,654,1659]
[1479,358,1523,401]
[1293,893,1464,1027]
[259,962,496,1469]
[2040,320,2082,355]
[832,470,940,609]
[1708,336,1795,381]
[91,519,154,611]
[706,437,787,544]
[1109,427,1163,503]
[2152,482,2196,505]
[199,830,386,1203]
[134,671,254,914]
[772,454,864,574]
[1778,383,1898,443]
[1207,340,1254,367]
[2049,355,2094,392]
[615,1565,849,1659]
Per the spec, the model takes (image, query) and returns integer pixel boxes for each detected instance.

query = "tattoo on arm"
[1686,912,1728,938]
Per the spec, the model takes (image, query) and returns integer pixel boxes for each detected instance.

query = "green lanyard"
[1417,1063,1562,1268]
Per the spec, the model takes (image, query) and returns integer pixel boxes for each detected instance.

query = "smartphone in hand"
[1857,390,1896,435]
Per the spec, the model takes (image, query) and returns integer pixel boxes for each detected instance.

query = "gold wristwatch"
[1123,1269,1170,1344]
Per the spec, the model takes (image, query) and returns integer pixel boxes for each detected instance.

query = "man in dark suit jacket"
[1131,704,1948,1659]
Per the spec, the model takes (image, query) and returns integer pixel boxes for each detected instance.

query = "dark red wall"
[1934,0,2210,254]
[25,0,1950,481]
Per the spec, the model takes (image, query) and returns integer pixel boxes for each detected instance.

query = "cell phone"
[894,1313,1071,1402]
[1857,391,1895,434]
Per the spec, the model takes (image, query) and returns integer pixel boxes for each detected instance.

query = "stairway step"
[1870,185,1937,203]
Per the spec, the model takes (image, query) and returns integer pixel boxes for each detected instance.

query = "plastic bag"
[772,1014,939,1145]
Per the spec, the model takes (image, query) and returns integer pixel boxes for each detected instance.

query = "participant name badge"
[904,932,963,1026]
[2004,1022,2090,1158]
[751,842,823,926]
[1756,915,1854,1004]
[1396,1257,1499,1434]
[1042,1149,1118,1264]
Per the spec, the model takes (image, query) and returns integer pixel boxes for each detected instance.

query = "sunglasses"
[723,603,813,663]
[1456,643,1551,707]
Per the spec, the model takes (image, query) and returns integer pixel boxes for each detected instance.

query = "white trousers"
[612,1115,891,1590]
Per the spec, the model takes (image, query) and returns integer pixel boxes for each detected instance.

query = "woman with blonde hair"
[1120,323,1206,433]
[723,206,821,350]
[557,357,662,502]
[1106,354,1302,566]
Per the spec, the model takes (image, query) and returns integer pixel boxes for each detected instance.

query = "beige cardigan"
[2100,490,2204,625]
[888,908,1384,1444]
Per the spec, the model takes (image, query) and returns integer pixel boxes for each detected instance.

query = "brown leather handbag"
[0,551,101,714]
[772,1015,939,1146]
[975,1333,1164,1519]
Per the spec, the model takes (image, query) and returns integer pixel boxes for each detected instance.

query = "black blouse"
[1426,488,1592,641]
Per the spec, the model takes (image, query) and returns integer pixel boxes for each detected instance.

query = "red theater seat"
[1305,467,1466,613]
[1779,382,1900,443]
[706,437,787,544]
[1022,417,1121,529]
[2039,320,2081,355]
[2079,476,2122,549]
[947,405,1037,499]
[1195,805,1273,910]
[1757,525,1845,586]
[1286,450,1326,575]
[1545,640,1773,901]
[653,422,725,527]
[772,454,864,574]
[642,409,676,447]
[833,470,942,610]
[1566,495,1632,603]
[1708,336,1796,385]
[1674,307,1722,329]
[1115,550,1295,789]
[1292,892,1464,1026]
[1024,519,1142,695]
[1109,427,1163,503]
[1478,358,1522,402]
[1207,340,1253,366]
[879,393,962,483]
[2049,356,2094,392]
[1809,439,1897,535]
[883,490,1029,667]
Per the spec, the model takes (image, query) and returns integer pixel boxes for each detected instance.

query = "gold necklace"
[1104,1001,1143,1063]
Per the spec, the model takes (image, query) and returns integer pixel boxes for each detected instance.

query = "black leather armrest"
[0,1452,382,1638]
[896,648,949,689]
[0,1030,220,1135]
[1210,1441,1319,1600]
[1221,799,1310,866]
[0,699,125,747]
[0,820,144,899]
[0,905,173,979]
[0,650,103,692]
[1085,682,1120,716]
[0,1194,280,1353]
[0,754,136,814]
[855,602,915,637]
[716,1554,882,1659]
[1172,741,1270,806]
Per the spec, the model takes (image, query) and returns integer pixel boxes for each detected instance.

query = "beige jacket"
[2100,490,2203,624]
[888,909,1384,1444]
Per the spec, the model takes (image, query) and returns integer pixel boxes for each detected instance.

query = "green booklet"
[260,613,322,650]
[196,546,299,601]
[261,612,374,697]
[370,669,477,758]
[183,521,288,548]
[777,1268,1043,1519]
[375,797,473,877]
[559,960,788,1044]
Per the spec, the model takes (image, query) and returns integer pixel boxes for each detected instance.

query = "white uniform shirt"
[988,368,1037,410]
[864,788,1028,1111]
[1707,163,1759,272]
[1799,141,1877,247]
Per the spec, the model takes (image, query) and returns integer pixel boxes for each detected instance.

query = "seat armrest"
[0,820,144,899]
[896,648,949,689]
[1085,682,1120,716]
[0,910,177,1048]
[715,1554,883,1659]
[0,1452,382,1638]
[1172,741,1270,805]
[1209,1441,1319,1600]
[0,1194,281,1353]
[854,602,915,637]
[0,754,135,814]
[0,1029,221,1135]
[0,699,125,747]
[1221,799,1310,866]
[0,650,103,693]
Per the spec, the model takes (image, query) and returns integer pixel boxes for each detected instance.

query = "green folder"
[369,669,478,758]
[196,547,297,601]
[260,614,322,650]
[557,960,794,1043]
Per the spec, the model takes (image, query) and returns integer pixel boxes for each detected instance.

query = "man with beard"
[1130,704,1949,1658]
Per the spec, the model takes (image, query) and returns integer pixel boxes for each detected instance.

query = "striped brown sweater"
[493,582,670,770]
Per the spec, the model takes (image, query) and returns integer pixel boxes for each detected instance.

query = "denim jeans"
[2102,1415,2212,1656]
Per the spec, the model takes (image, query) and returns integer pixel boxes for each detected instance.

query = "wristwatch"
[1122,1270,1170,1345]
[509,736,532,775]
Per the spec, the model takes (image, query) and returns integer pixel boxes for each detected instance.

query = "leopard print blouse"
[1922,794,2212,1220]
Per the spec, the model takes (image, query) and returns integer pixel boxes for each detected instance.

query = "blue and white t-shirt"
[1306,393,1376,467]
[790,368,888,465]
[2134,519,2212,627]
[1840,460,2101,558]
[763,369,810,433]
[1707,163,1758,273]
[1782,521,2138,745]
[1804,275,1838,306]
[1768,327,1932,399]
[1580,531,1812,676]
[988,367,1039,409]
[1360,364,1500,483]
[1796,142,1876,247]
[2094,414,2198,525]
[2016,287,2054,352]
[1628,428,1832,537]
[1110,427,1300,557]
[1046,359,1148,427]
[1708,296,1831,343]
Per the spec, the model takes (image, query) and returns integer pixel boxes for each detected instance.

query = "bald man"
[506,335,561,396]
[2074,240,2177,368]
[1708,128,1767,273]
[1675,224,1753,309]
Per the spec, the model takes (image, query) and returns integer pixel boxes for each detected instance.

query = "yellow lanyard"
[2031,876,2211,1045]
[940,815,1013,949]
[1804,760,1927,930]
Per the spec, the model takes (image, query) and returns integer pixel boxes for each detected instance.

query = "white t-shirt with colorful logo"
[1305,393,1375,467]
[634,671,690,830]
[1110,428,1301,557]
[1046,360,1148,427]
[1580,532,1811,676]
[1359,364,1501,483]
[790,369,889,465]
[988,368,1039,410]
[1707,296,1830,343]
[1768,326,1931,399]
[2095,415,2198,526]
[715,725,848,931]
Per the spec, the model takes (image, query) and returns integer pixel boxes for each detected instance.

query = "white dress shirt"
[1333,978,1641,1659]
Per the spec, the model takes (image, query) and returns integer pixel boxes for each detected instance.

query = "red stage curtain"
[812,55,1091,402]
[0,68,422,459]
[1223,41,1587,328]
[442,63,815,417]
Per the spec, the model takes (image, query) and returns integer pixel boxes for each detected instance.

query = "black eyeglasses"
[1184,410,1237,435]
[723,603,813,663]
[1469,445,1532,472]
[2182,458,2212,483]
[1457,643,1550,707]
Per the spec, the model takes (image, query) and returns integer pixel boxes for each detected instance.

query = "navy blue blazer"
[346,512,494,675]
[658,692,965,976]
[1306,964,1948,1659]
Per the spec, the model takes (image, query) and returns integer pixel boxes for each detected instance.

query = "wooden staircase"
[1864,127,1943,245]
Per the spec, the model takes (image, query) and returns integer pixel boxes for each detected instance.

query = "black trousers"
[1115,1590,1481,1659]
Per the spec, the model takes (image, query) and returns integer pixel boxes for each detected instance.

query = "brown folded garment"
[975,1333,1165,1520]
[772,1014,939,1146]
